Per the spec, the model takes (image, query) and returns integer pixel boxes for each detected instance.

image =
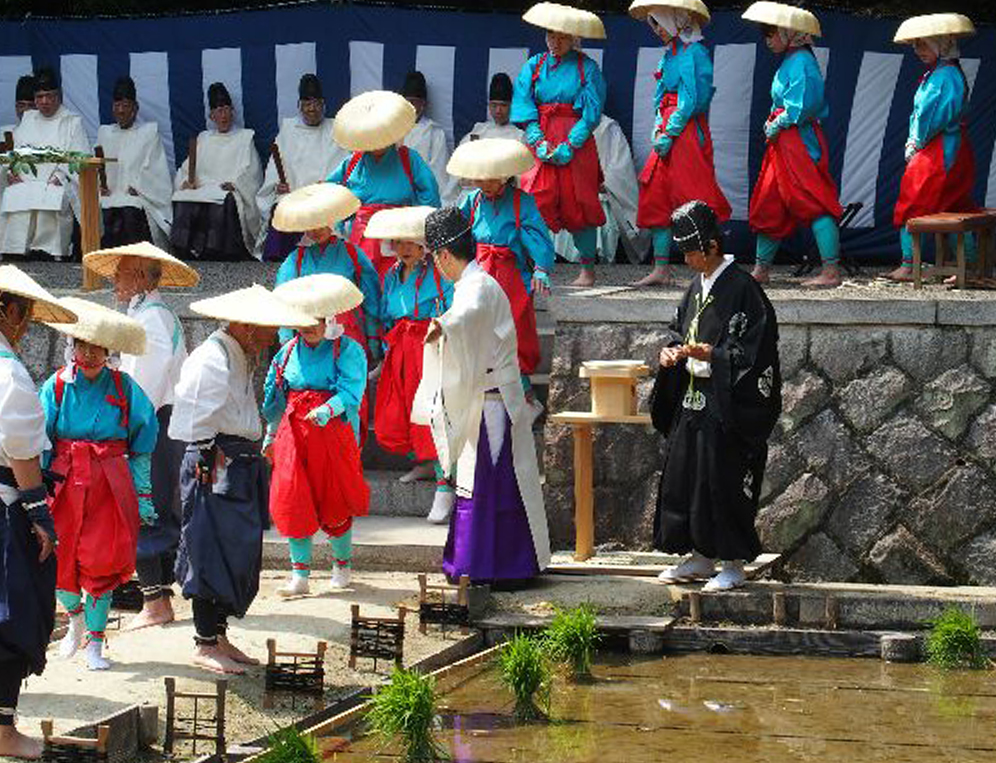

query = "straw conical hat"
[82,241,200,289]
[741,1,821,37]
[333,91,417,152]
[894,13,975,43]
[272,274,364,318]
[523,2,607,40]
[447,139,535,180]
[189,284,317,328]
[272,183,361,233]
[45,297,146,356]
[364,206,435,243]
[629,0,710,23]
[0,265,77,324]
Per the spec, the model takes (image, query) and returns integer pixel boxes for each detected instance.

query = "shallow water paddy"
[328,653,996,762]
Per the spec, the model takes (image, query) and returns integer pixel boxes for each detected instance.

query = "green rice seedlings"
[367,667,448,762]
[497,633,552,721]
[257,726,321,763]
[926,607,988,670]
[543,604,601,681]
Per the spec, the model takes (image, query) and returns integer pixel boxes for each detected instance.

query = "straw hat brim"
[272,274,364,318]
[363,206,435,243]
[272,183,361,233]
[82,241,200,289]
[523,2,607,39]
[629,0,710,24]
[741,1,821,37]
[190,284,317,328]
[0,265,78,324]
[894,13,975,43]
[45,297,147,356]
[333,91,417,152]
[447,138,535,180]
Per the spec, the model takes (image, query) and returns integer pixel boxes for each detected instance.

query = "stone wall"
[544,291,996,586]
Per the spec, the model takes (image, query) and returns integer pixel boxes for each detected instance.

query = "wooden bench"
[906,210,996,289]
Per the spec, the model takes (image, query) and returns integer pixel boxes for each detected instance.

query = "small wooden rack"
[417,574,470,634]
[163,676,227,758]
[349,604,406,671]
[906,210,996,289]
[41,720,109,762]
[265,638,327,694]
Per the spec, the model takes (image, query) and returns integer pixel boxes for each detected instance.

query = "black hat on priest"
[33,67,60,94]
[16,75,35,102]
[400,70,428,101]
[113,76,137,103]
[207,81,232,110]
[489,72,513,102]
[298,73,323,101]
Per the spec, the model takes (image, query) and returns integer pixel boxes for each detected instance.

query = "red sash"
[374,319,437,461]
[637,92,731,228]
[50,439,138,597]
[269,389,369,539]
[894,127,977,225]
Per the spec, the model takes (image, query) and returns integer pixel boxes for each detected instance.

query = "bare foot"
[398,461,435,484]
[570,268,595,288]
[944,274,958,286]
[124,597,174,631]
[886,265,914,282]
[631,265,674,287]
[801,267,841,289]
[0,727,43,760]
[218,635,260,665]
[192,644,245,674]
[751,265,771,284]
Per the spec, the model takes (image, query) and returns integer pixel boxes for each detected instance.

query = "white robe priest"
[404,116,459,206]
[458,121,524,146]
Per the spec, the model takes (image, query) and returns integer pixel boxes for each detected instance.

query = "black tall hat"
[425,207,472,252]
[671,200,721,255]
[207,81,232,110]
[298,73,323,100]
[33,67,60,94]
[488,72,513,102]
[400,70,428,101]
[15,75,35,102]
[112,75,137,102]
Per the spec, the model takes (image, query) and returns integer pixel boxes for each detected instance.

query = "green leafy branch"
[1,146,93,178]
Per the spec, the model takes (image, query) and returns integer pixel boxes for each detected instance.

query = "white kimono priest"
[401,71,460,206]
[413,206,550,586]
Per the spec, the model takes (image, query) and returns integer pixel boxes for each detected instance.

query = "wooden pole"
[912,230,923,290]
[93,145,109,194]
[79,163,103,291]
[271,142,288,187]
[187,136,198,188]
[164,677,176,754]
[772,591,786,626]
[573,424,594,561]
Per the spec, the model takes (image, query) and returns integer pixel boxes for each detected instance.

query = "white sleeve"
[0,362,50,461]
[168,344,229,443]
[120,307,174,410]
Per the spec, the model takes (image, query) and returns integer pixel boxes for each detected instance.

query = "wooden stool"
[265,639,327,694]
[417,574,470,634]
[349,605,406,671]
[41,720,110,762]
[906,210,996,289]
[163,676,227,758]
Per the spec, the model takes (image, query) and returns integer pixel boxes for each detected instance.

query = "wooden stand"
[417,574,470,634]
[163,676,226,758]
[265,638,327,694]
[550,361,651,561]
[349,604,406,671]
[907,210,996,290]
[41,720,110,762]
[79,157,115,291]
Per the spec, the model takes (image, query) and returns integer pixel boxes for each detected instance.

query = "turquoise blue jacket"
[909,62,967,171]
[769,48,828,163]
[655,41,715,144]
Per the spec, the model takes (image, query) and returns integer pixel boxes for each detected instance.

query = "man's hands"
[276,182,290,195]
[659,342,713,368]
[424,318,443,345]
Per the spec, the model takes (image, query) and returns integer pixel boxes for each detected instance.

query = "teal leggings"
[652,228,673,266]
[900,228,977,266]
[288,529,353,576]
[574,227,598,268]
[57,589,112,641]
[756,215,839,266]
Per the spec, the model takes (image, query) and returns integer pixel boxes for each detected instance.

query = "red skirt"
[336,315,370,448]
[50,439,139,597]
[477,243,541,375]
[269,390,369,539]
[637,97,731,228]
[520,103,605,233]
[349,203,397,281]
[375,319,437,462]
[894,130,977,226]
[749,121,842,240]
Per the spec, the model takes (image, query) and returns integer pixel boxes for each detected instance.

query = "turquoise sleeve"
[511,57,541,126]
[910,69,963,149]
[409,150,441,207]
[128,452,152,497]
[262,346,289,425]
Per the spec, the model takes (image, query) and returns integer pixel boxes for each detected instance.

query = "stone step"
[366,468,437,517]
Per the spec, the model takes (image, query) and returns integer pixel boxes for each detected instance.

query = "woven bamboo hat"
[447,138,535,180]
[45,297,146,355]
[741,2,821,37]
[894,14,975,43]
[364,206,435,243]
[272,274,364,318]
[523,2,607,40]
[272,183,361,232]
[333,91,417,152]
[82,241,200,289]
[0,265,77,324]
[629,0,710,24]
[189,284,317,328]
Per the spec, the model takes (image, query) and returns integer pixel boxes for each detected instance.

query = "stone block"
[549,325,581,378]
[542,483,576,550]
[628,629,665,654]
[965,404,996,466]
[907,465,996,555]
[628,327,676,371]
[547,376,587,415]
[825,471,904,558]
[809,327,887,384]
[868,525,951,585]
[914,365,990,441]
[778,370,829,434]
[542,422,575,487]
[181,317,215,350]
[591,424,662,485]
[792,410,871,491]
[881,634,921,663]
[574,324,632,363]
[777,325,808,378]
[760,441,804,503]
[866,414,958,493]
[16,323,56,383]
[959,529,996,586]
[756,473,829,552]
[837,366,911,434]
[782,532,859,583]
[890,327,967,383]
[969,328,996,379]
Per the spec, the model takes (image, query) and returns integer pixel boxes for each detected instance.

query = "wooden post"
[688,591,701,624]
[418,574,429,634]
[956,233,967,289]
[772,591,786,626]
[79,163,103,291]
[163,676,176,754]
[825,595,838,630]
[215,679,227,758]
[573,423,594,561]
[912,230,922,290]
[266,638,277,665]
[349,604,359,669]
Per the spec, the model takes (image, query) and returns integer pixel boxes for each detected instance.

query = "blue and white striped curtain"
[2,3,994,258]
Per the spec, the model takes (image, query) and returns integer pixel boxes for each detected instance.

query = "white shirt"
[688,255,736,378]
[403,116,458,205]
[0,334,50,504]
[168,328,262,443]
[119,290,188,410]
[457,120,525,146]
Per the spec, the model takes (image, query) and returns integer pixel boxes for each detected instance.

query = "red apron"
[50,439,139,597]
[637,91,732,228]
[520,54,605,233]
[375,319,436,461]
[894,127,976,225]
[749,111,843,240]
[269,388,369,539]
